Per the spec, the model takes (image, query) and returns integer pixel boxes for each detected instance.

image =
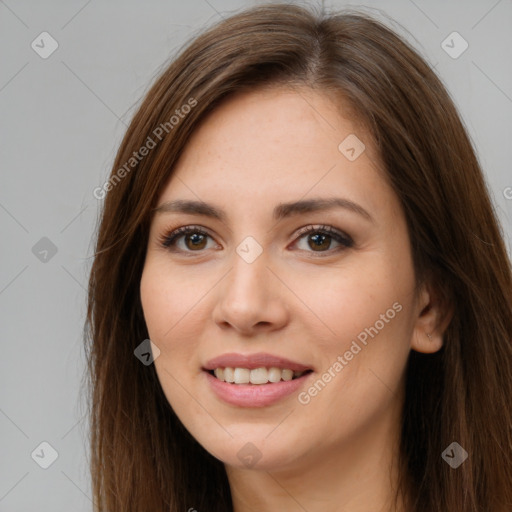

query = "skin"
[140,86,445,512]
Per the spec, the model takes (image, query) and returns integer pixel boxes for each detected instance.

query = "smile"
[202,352,314,407]
[209,367,310,384]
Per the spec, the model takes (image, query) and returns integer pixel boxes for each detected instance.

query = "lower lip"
[204,371,312,408]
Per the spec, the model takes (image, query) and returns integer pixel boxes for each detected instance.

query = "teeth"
[250,367,268,384]
[282,369,293,381]
[223,367,235,383]
[212,366,307,384]
[234,368,250,384]
[268,367,282,383]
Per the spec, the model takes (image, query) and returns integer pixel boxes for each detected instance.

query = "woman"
[85,3,512,511]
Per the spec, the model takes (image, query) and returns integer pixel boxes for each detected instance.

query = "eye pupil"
[186,233,207,250]
[309,233,330,251]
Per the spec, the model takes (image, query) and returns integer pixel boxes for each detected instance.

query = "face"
[140,87,433,472]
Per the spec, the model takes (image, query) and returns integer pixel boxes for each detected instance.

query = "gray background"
[1,0,511,510]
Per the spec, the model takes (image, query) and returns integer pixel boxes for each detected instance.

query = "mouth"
[206,367,313,385]
[202,352,314,407]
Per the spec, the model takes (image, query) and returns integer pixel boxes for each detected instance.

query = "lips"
[202,352,314,407]
[203,352,312,372]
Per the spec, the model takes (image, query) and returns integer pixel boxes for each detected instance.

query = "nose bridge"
[212,243,288,333]
[224,229,270,293]
[224,246,270,307]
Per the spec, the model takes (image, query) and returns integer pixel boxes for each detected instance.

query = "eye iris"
[308,233,330,251]
[186,233,207,250]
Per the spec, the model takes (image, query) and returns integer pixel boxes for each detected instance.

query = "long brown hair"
[85,3,512,510]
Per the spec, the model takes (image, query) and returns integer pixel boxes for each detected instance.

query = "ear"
[411,280,453,354]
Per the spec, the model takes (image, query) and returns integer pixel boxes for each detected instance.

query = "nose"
[212,251,289,335]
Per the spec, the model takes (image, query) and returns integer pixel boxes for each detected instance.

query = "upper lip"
[203,352,313,372]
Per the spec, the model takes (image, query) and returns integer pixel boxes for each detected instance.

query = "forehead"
[159,87,391,220]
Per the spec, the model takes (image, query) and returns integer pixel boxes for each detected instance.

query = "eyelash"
[159,224,354,257]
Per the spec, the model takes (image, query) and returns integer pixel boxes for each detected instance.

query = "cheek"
[290,254,415,402]
[288,255,411,346]
[140,262,203,393]
[140,259,208,342]
[140,262,206,417]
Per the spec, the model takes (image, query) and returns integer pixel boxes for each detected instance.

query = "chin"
[196,430,305,471]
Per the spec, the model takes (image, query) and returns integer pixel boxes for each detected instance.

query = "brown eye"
[307,232,333,251]
[184,232,208,250]
[293,225,353,254]
[161,226,216,252]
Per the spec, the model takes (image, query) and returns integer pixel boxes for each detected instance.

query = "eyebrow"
[154,197,373,223]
